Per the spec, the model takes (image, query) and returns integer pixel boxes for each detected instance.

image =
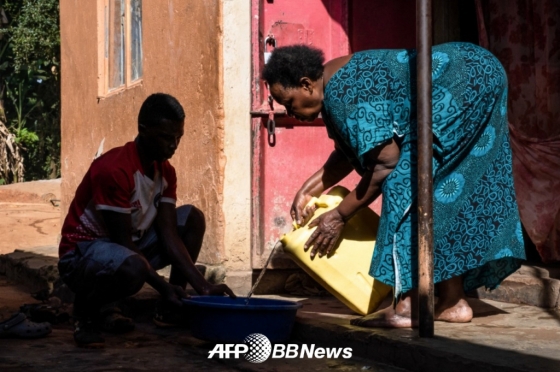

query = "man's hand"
[201,283,237,298]
[304,208,345,259]
[161,283,189,307]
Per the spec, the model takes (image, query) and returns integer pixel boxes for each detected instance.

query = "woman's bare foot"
[350,307,415,328]
[434,297,473,323]
[350,292,417,328]
[434,275,473,323]
[351,275,475,327]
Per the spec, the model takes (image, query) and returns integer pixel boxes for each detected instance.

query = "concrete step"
[2,249,559,372]
[0,249,224,306]
[3,249,559,311]
[472,264,560,309]
[0,250,62,299]
[291,295,560,372]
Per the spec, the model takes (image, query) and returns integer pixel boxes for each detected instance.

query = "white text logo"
[208,333,352,363]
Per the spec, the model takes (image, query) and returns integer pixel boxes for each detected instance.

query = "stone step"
[292,306,559,372]
[2,249,559,312]
[472,264,560,309]
[0,249,225,307]
[0,250,61,299]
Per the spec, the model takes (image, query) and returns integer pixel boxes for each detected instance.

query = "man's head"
[137,93,185,162]
[138,93,185,130]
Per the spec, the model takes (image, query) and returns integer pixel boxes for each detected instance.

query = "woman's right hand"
[290,148,352,227]
[291,190,317,227]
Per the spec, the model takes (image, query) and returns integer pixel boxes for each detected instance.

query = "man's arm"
[155,202,235,297]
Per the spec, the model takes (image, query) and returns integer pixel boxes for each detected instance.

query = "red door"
[250,0,416,269]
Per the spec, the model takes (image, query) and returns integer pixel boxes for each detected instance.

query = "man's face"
[141,119,185,161]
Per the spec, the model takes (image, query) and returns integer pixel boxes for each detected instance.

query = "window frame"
[97,0,143,98]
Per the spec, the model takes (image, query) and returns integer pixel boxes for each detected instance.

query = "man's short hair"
[138,93,185,128]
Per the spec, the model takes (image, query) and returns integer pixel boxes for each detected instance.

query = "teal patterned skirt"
[322,42,525,298]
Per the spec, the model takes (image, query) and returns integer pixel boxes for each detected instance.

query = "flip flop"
[0,312,52,339]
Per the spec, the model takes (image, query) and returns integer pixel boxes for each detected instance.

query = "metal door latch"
[264,36,276,64]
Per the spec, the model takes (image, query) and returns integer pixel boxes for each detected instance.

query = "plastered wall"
[221,0,252,274]
[59,0,226,264]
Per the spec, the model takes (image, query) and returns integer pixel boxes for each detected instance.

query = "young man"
[58,93,235,348]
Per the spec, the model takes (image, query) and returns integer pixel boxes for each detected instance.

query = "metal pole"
[416,0,434,338]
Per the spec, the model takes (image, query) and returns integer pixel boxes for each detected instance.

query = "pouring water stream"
[245,241,282,305]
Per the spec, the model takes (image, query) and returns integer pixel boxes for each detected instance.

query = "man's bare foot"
[350,294,417,328]
[434,298,473,323]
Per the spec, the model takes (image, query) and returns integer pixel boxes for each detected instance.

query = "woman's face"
[269,78,323,122]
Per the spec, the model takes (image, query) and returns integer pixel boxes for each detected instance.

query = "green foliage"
[0,0,60,181]
[15,127,39,147]
[7,0,60,70]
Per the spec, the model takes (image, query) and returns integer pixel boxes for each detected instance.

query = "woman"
[262,43,525,328]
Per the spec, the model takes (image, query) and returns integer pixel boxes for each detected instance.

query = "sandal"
[0,312,52,339]
[153,301,185,328]
[20,303,70,325]
[74,319,105,348]
[100,308,135,334]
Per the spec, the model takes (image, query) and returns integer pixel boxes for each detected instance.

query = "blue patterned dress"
[322,42,525,298]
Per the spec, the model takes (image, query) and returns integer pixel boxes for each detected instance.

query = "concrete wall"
[221,0,252,291]
[59,0,226,265]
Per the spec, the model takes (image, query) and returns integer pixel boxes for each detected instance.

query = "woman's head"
[262,45,324,87]
[262,45,325,122]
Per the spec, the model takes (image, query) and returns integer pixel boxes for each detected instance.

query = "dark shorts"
[58,205,192,294]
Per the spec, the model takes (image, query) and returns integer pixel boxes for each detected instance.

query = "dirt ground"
[0,180,408,372]
[0,179,61,256]
[0,276,400,372]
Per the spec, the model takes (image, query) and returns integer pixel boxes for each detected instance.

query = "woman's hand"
[291,190,317,227]
[290,148,354,227]
[304,208,346,259]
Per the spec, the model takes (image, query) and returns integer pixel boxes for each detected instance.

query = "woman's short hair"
[138,93,185,128]
[262,44,325,88]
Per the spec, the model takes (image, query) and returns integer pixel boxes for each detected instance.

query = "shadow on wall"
[320,0,416,52]
[322,0,480,52]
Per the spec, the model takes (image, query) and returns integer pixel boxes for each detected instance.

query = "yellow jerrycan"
[280,186,391,315]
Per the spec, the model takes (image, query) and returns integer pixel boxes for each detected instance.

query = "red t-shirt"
[59,141,177,257]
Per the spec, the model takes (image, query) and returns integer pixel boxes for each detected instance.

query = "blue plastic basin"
[182,296,302,343]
